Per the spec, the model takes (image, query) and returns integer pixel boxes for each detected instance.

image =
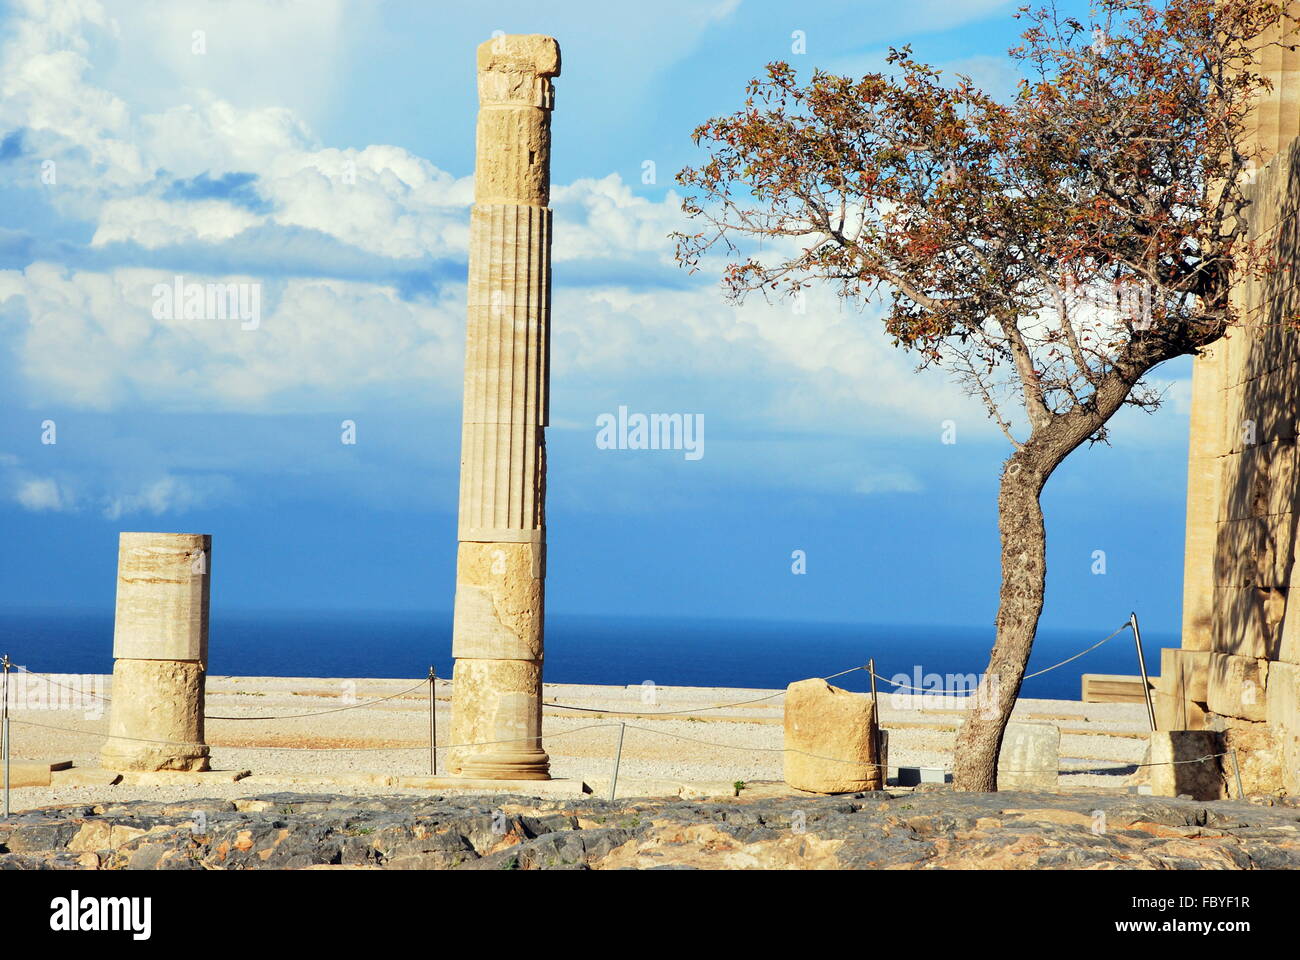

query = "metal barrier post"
[868,658,883,780]
[1231,748,1245,800]
[2,654,11,819]
[428,666,437,777]
[608,722,626,802]
[1129,612,1157,731]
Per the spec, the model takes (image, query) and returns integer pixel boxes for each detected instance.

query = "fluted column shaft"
[448,35,560,780]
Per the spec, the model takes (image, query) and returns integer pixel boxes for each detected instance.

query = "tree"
[673,0,1295,790]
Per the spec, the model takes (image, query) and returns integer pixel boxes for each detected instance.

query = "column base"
[100,739,211,773]
[449,657,549,780]
[454,748,551,780]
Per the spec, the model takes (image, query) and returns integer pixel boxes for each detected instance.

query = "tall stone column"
[101,533,211,772]
[447,35,560,781]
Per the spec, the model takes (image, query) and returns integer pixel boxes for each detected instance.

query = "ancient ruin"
[997,721,1059,792]
[783,678,883,793]
[447,35,561,780]
[1165,18,1300,796]
[100,533,211,772]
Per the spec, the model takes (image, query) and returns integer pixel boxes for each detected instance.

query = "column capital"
[477,34,561,109]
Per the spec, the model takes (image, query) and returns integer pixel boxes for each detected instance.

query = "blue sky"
[0,0,1190,639]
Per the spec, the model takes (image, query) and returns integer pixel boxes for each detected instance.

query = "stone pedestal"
[782,678,883,793]
[997,721,1059,791]
[101,533,211,772]
[448,35,560,780]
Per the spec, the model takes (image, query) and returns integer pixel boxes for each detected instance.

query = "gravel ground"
[3,673,1151,811]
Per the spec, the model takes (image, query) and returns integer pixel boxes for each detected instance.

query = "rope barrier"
[8,665,432,722]
[5,622,1131,726]
[2,712,1227,780]
[8,716,623,754]
[1023,624,1133,680]
[868,623,1132,693]
[203,680,429,721]
[7,709,1223,775]
[545,665,866,716]
[9,664,112,703]
[601,722,1222,775]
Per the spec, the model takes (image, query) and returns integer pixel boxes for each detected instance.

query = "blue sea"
[0,608,1172,701]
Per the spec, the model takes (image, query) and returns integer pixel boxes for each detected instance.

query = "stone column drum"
[100,533,211,772]
[447,35,561,780]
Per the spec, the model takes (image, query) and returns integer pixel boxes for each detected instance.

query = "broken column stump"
[783,678,883,794]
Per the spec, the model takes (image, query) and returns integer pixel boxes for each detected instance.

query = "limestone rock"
[1206,652,1270,722]
[1266,661,1300,795]
[4,791,1300,871]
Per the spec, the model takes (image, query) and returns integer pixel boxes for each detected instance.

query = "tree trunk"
[952,453,1049,791]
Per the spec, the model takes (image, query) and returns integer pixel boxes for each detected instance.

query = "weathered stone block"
[1266,660,1300,742]
[1182,376,1219,648]
[1160,648,1210,703]
[1187,347,1225,449]
[1147,731,1224,801]
[112,532,209,662]
[1278,572,1300,665]
[1081,674,1157,703]
[1213,515,1294,588]
[1220,379,1248,455]
[1280,733,1300,796]
[1212,585,1284,659]
[101,659,209,772]
[1218,440,1298,521]
[451,541,544,661]
[1220,720,1283,797]
[1206,652,1270,722]
[1155,690,1211,731]
[783,678,882,794]
[4,761,61,788]
[997,721,1059,791]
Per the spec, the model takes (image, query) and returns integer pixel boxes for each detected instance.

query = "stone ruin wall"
[1176,138,1300,796]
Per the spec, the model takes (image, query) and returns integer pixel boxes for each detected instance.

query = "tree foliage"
[675,0,1291,448]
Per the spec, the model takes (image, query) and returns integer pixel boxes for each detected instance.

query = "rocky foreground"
[2,789,1298,870]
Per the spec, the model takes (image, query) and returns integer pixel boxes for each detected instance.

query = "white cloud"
[2,453,236,518]
[101,473,224,520]
[100,0,349,128]
[854,471,921,495]
[552,176,689,263]
[15,475,70,511]
[91,195,263,247]
[1,263,465,412]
